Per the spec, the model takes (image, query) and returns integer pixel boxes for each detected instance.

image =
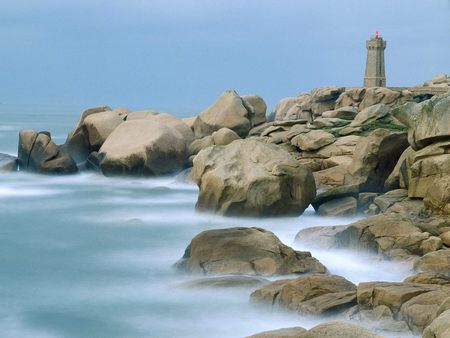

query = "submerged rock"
[175,227,326,276]
[192,139,316,217]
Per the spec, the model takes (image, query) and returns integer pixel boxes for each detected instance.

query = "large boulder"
[65,105,112,162]
[393,92,450,151]
[175,227,326,276]
[343,129,409,192]
[414,250,450,275]
[192,139,316,216]
[250,274,356,315]
[99,120,189,176]
[424,176,450,214]
[321,106,358,120]
[404,272,450,286]
[211,128,240,146]
[359,87,405,110]
[242,94,267,126]
[18,130,78,174]
[310,87,344,117]
[350,104,391,126]
[317,196,357,216]
[193,90,251,138]
[83,111,123,149]
[0,153,18,172]
[273,93,312,121]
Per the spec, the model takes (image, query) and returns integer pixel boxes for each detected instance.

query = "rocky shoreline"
[2,74,450,337]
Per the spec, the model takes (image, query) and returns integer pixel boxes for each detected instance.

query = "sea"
[0,104,415,338]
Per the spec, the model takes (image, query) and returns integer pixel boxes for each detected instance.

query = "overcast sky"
[0,0,449,114]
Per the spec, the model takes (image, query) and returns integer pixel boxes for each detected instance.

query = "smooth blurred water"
[0,105,415,338]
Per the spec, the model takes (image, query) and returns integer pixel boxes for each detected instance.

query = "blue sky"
[0,0,449,115]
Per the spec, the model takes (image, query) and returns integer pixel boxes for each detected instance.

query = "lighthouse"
[364,31,386,87]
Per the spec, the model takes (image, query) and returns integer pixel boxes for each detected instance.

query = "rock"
[404,272,450,285]
[312,184,359,210]
[291,130,336,151]
[188,136,214,156]
[335,213,429,256]
[309,117,350,129]
[299,322,384,338]
[211,128,240,146]
[408,141,450,198]
[310,87,344,117]
[83,110,123,148]
[175,227,326,276]
[383,146,415,191]
[273,93,311,121]
[399,289,449,333]
[440,231,450,246]
[422,309,450,338]
[192,139,316,216]
[295,225,347,249]
[65,105,112,162]
[424,176,450,215]
[250,274,356,315]
[316,135,361,157]
[350,104,391,127]
[246,327,306,338]
[0,153,18,172]
[358,192,379,211]
[414,250,450,275]
[193,90,251,138]
[18,130,78,174]
[181,276,268,289]
[344,129,409,192]
[359,87,403,110]
[99,120,189,176]
[317,197,357,216]
[321,106,358,120]
[242,94,267,126]
[127,112,194,143]
[421,237,444,255]
[182,116,197,130]
[335,88,367,108]
[393,92,450,150]
[373,189,408,212]
[313,165,350,189]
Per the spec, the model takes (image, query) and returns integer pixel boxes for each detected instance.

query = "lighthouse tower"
[364,31,386,87]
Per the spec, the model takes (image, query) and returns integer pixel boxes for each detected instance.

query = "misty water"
[0,104,415,338]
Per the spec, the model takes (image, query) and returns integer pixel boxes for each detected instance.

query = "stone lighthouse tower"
[364,31,386,87]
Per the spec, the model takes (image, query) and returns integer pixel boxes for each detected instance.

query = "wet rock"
[193,90,251,138]
[18,130,78,174]
[0,153,18,172]
[393,92,450,151]
[242,94,267,126]
[211,128,240,146]
[99,120,189,176]
[414,250,450,275]
[317,196,357,217]
[176,227,326,276]
[192,139,316,216]
[251,274,356,315]
[246,327,306,338]
[295,225,347,249]
[291,130,336,151]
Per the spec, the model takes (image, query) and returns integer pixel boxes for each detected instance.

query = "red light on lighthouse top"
[375,31,379,39]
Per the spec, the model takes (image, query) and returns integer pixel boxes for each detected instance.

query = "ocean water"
[0,104,415,338]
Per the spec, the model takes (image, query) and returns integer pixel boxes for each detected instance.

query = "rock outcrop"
[175,227,326,276]
[18,130,78,174]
